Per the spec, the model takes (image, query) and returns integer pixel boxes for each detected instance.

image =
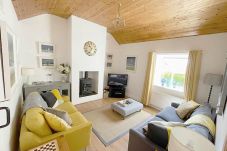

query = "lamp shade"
[203,73,223,86]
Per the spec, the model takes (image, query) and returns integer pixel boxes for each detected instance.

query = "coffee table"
[111,98,143,119]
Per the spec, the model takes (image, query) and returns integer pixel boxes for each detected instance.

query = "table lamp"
[203,73,223,103]
[21,68,35,85]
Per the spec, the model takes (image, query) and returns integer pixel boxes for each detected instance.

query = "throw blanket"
[185,114,216,137]
[21,92,48,117]
[149,114,216,138]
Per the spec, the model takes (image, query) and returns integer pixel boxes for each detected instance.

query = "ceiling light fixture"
[112,2,125,28]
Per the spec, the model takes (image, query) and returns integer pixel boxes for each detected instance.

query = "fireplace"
[79,71,98,97]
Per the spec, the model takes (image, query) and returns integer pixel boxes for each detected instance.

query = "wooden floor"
[75,98,159,151]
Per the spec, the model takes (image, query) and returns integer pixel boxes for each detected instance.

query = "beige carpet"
[83,105,152,146]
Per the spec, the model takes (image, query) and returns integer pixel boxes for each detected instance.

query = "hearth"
[79,71,97,97]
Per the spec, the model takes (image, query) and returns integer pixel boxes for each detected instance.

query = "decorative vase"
[60,74,68,82]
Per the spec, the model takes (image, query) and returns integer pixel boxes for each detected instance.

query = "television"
[108,74,128,86]
[216,64,227,115]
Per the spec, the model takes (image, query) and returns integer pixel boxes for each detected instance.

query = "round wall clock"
[84,41,97,56]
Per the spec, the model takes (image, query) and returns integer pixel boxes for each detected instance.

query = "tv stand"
[108,85,126,98]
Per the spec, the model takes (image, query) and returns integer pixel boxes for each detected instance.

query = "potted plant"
[56,64,71,82]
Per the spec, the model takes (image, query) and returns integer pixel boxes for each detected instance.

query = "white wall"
[216,102,227,151]
[69,16,107,104]
[19,14,69,82]
[0,0,23,151]
[106,33,227,109]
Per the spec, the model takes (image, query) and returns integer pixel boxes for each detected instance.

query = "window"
[154,53,188,92]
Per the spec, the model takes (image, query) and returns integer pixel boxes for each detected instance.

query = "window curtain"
[184,50,202,101]
[141,52,156,106]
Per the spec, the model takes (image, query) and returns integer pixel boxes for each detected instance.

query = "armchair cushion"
[25,108,52,137]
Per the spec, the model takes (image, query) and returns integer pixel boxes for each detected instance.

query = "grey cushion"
[45,108,72,125]
[156,106,184,123]
[41,92,57,107]
[22,92,48,116]
[191,104,212,119]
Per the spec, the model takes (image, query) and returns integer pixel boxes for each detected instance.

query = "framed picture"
[126,56,137,71]
[106,62,112,68]
[39,56,55,68]
[39,42,55,55]
[0,21,17,101]
[107,54,113,60]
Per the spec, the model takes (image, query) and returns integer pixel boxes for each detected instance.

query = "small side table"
[168,127,215,151]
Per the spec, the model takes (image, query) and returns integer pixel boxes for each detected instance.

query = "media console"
[109,85,126,98]
[107,73,128,98]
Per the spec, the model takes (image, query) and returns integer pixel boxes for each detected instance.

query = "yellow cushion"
[25,108,52,137]
[56,102,78,114]
[176,100,200,119]
[43,111,71,132]
[51,89,63,100]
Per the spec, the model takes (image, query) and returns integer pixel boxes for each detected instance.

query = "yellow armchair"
[19,101,92,151]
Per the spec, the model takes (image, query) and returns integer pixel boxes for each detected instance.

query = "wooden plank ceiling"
[13,0,227,44]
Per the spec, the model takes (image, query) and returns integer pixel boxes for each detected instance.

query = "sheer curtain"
[141,52,156,106]
[184,50,202,101]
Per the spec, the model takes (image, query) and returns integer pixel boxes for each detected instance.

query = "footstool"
[111,98,143,119]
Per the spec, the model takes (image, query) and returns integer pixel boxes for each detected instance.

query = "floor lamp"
[204,73,223,103]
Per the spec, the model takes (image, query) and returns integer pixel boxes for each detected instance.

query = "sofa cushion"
[191,103,212,119]
[146,122,169,149]
[43,111,71,132]
[156,106,184,123]
[45,108,72,125]
[25,108,52,137]
[176,100,200,119]
[51,89,64,101]
[56,102,77,114]
[41,91,57,107]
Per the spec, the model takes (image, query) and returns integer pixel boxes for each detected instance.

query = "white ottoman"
[111,98,143,119]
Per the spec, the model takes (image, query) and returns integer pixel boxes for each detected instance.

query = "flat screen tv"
[108,74,128,86]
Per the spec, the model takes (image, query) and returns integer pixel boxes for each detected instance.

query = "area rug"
[83,105,152,146]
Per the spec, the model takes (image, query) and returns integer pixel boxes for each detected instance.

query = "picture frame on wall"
[107,54,113,60]
[39,56,55,68]
[126,56,137,71]
[38,42,55,55]
[106,62,112,68]
[0,21,18,101]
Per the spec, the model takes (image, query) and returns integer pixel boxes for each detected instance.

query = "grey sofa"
[128,103,216,151]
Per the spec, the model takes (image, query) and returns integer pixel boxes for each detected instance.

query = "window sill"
[152,85,184,98]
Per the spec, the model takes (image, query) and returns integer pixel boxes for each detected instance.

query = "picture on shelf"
[39,42,54,55]
[107,54,113,60]
[126,56,136,71]
[39,57,55,68]
[107,62,112,68]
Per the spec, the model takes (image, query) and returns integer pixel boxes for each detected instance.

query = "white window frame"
[152,53,188,98]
